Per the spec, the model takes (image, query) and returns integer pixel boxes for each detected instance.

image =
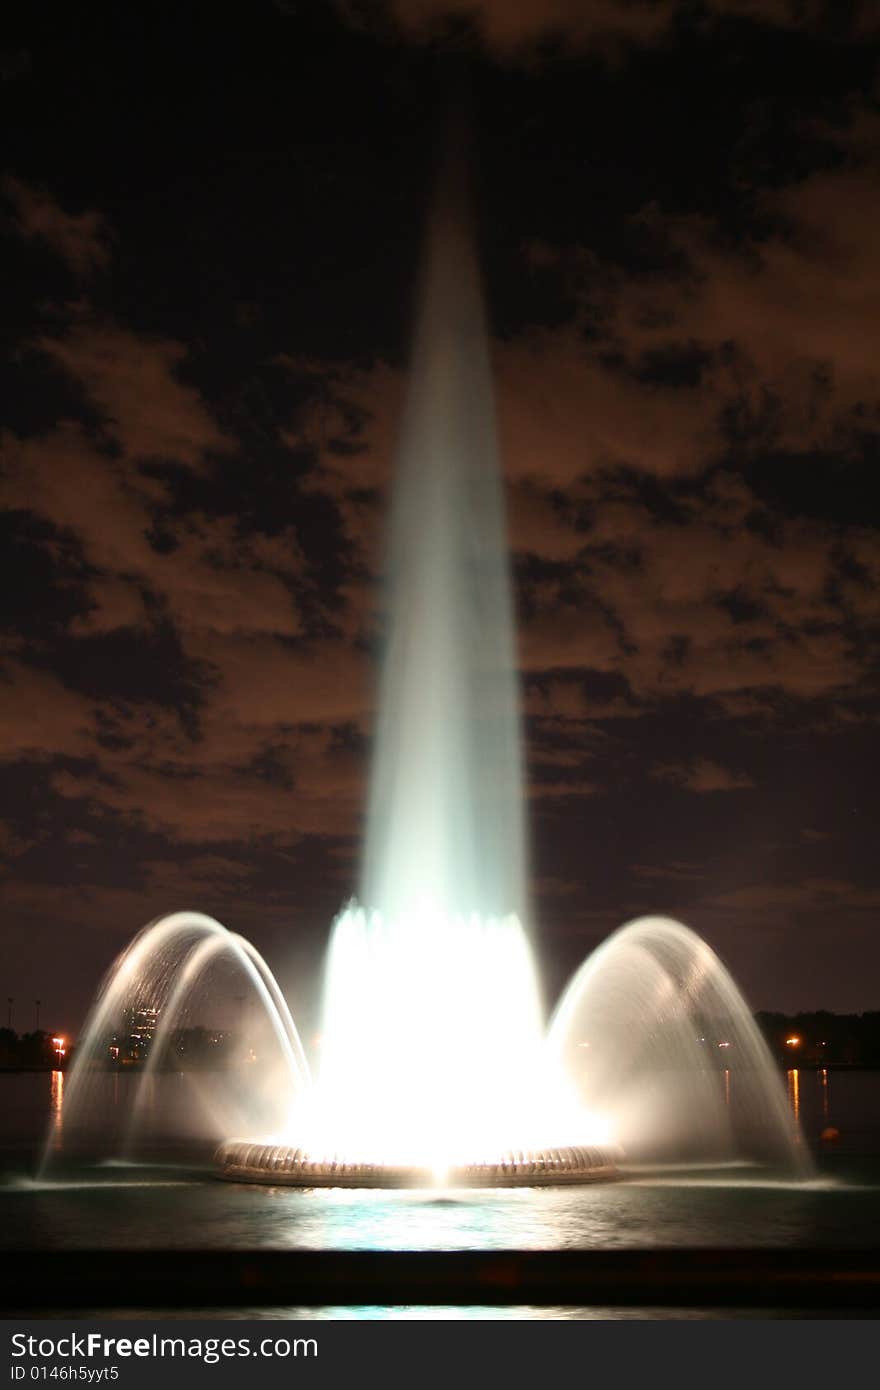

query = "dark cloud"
[651,758,756,792]
[2,175,110,275]
[340,0,880,58]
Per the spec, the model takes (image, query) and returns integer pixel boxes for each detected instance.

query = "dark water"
[2,1068,879,1319]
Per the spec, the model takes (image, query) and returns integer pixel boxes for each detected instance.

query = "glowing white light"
[279,902,612,1171]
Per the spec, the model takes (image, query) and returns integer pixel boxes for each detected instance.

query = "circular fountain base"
[214,1139,620,1187]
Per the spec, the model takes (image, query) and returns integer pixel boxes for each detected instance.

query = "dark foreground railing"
[3,1249,880,1310]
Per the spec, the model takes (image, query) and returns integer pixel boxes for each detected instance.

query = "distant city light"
[717,1041,731,1048]
[785,1036,801,1047]
[51,1035,65,1062]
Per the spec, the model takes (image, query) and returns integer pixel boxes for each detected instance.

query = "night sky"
[2,0,879,1040]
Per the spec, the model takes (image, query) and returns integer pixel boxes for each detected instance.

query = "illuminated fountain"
[47,157,808,1188]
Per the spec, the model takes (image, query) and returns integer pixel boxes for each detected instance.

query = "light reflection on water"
[5,1163,878,1266]
[50,1071,63,1127]
[82,1303,802,1322]
[46,1070,65,1156]
[788,1068,801,1128]
[277,1304,770,1321]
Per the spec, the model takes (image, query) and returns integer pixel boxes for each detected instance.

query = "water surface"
[3,1069,878,1319]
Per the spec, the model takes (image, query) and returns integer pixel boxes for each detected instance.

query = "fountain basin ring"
[214,1140,620,1187]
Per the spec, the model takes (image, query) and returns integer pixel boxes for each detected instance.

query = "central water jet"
[362,148,526,927]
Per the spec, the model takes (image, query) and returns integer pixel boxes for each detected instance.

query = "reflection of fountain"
[48,155,809,1187]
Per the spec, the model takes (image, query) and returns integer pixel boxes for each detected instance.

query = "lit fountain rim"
[214,1139,621,1188]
